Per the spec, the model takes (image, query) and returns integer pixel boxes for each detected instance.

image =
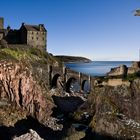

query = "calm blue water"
[65,61,132,76]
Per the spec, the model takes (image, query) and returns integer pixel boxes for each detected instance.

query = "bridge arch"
[51,74,63,89]
[81,80,90,94]
[66,77,80,93]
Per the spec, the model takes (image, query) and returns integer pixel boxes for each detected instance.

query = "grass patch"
[124,73,140,82]
[0,46,62,66]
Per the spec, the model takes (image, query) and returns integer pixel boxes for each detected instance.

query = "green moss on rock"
[0,46,62,66]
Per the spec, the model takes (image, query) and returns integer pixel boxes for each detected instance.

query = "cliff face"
[73,78,140,139]
[0,60,54,125]
[87,79,140,139]
[0,47,61,129]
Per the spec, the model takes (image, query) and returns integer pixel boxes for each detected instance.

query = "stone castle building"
[0,17,47,50]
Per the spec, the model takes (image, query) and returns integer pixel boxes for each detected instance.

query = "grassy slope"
[0,47,60,65]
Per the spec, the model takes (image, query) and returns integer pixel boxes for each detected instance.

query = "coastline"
[55,55,92,63]
[65,61,132,77]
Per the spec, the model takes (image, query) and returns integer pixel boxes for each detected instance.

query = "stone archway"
[81,80,90,94]
[51,74,63,89]
[66,77,80,93]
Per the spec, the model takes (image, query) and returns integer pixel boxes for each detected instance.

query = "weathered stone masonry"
[48,65,92,93]
[0,17,47,50]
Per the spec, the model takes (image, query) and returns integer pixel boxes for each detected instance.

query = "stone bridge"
[48,65,92,93]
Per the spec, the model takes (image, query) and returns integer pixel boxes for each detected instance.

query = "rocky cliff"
[75,78,140,139]
[0,46,61,129]
[0,46,89,140]
[2,46,140,140]
[0,60,53,124]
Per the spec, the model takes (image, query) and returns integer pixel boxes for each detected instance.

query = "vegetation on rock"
[0,45,63,132]
[74,78,140,139]
[0,46,60,65]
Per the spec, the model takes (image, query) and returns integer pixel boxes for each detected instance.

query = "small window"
[42,37,45,41]
[32,32,33,34]
[32,37,34,40]
[37,32,38,35]
[36,37,38,40]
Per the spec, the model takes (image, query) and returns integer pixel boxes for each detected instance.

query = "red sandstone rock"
[0,61,54,128]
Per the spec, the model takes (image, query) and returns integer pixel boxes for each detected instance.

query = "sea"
[65,61,132,77]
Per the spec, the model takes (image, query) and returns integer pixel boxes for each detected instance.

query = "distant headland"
[55,55,92,63]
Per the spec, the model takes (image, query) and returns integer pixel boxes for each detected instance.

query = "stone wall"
[27,30,46,50]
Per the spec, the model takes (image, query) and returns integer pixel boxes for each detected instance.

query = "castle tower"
[0,17,4,29]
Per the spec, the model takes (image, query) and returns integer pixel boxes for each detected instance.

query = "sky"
[0,0,140,61]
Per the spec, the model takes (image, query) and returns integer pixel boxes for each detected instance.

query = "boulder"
[13,129,44,140]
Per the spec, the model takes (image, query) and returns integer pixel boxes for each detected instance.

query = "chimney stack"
[39,24,44,31]
[22,22,25,26]
[7,25,11,31]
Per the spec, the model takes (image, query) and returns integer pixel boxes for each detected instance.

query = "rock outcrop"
[13,129,44,140]
[0,47,63,130]
[128,61,140,75]
[107,65,128,77]
[52,95,85,113]
[107,61,140,77]
[0,60,54,127]
[83,78,140,139]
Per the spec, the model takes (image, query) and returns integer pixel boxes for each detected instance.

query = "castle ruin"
[0,17,47,50]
